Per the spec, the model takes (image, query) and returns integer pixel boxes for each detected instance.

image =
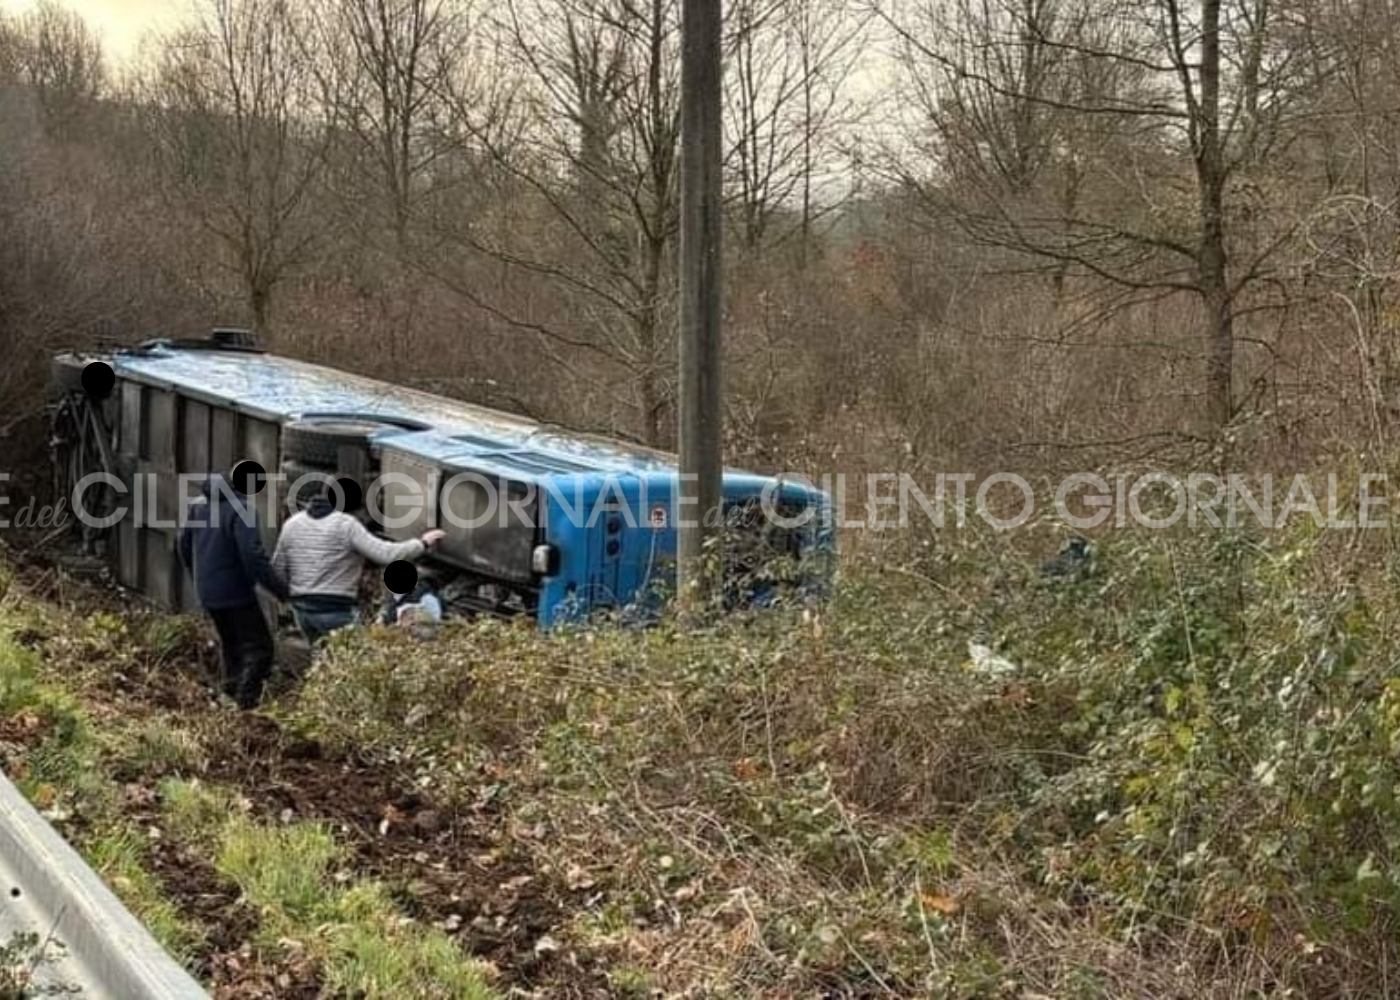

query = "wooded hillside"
[2,0,1391,477]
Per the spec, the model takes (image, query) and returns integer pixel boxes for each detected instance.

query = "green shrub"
[290,523,1400,994]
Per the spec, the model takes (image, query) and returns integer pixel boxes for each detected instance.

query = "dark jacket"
[179,474,289,610]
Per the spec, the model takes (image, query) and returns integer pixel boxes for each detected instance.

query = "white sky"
[0,0,187,64]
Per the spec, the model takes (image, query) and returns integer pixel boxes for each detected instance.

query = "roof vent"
[211,327,258,348]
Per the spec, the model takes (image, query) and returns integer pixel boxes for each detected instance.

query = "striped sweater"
[272,510,426,599]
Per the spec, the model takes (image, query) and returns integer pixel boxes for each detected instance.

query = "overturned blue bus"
[50,333,833,626]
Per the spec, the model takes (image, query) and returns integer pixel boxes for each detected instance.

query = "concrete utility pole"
[677,0,724,604]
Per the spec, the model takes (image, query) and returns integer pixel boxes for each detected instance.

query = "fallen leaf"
[565,864,596,890]
[921,893,961,916]
[674,881,701,902]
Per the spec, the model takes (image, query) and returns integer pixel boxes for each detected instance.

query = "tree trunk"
[637,225,668,447]
[1053,153,1081,304]
[250,282,271,335]
[1200,245,1234,429]
[1196,0,1233,430]
[639,361,663,447]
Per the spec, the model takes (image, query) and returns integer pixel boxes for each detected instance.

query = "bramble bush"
[292,518,1400,995]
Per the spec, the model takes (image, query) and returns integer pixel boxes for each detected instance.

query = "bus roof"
[100,343,811,493]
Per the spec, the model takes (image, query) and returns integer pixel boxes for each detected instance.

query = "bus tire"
[281,418,391,468]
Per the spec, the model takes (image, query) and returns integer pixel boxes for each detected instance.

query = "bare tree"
[724,0,867,253]
[1286,0,1400,439]
[0,15,22,84]
[421,0,681,446]
[318,0,473,245]
[9,0,104,130]
[889,0,1296,432]
[145,0,332,333]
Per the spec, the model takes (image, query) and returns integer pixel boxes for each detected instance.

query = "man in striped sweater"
[273,485,445,645]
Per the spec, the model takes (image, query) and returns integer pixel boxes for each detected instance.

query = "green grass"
[0,634,82,731]
[605,964,658,997]
[177,790,501,997]
[0,602,502,998]
[158,778,233,844]
[105,721,208,780]
[326,885,499,1000]
[0,626,108,812]
[217,817,344,939]
[0,619,197,975]
[87,830,203,960]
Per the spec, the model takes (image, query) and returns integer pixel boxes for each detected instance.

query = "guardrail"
[0,769,208,998]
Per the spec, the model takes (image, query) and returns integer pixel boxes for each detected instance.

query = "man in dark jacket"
[179,472,289,709]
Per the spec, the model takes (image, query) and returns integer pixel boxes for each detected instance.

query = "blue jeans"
[291,596,358,647]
